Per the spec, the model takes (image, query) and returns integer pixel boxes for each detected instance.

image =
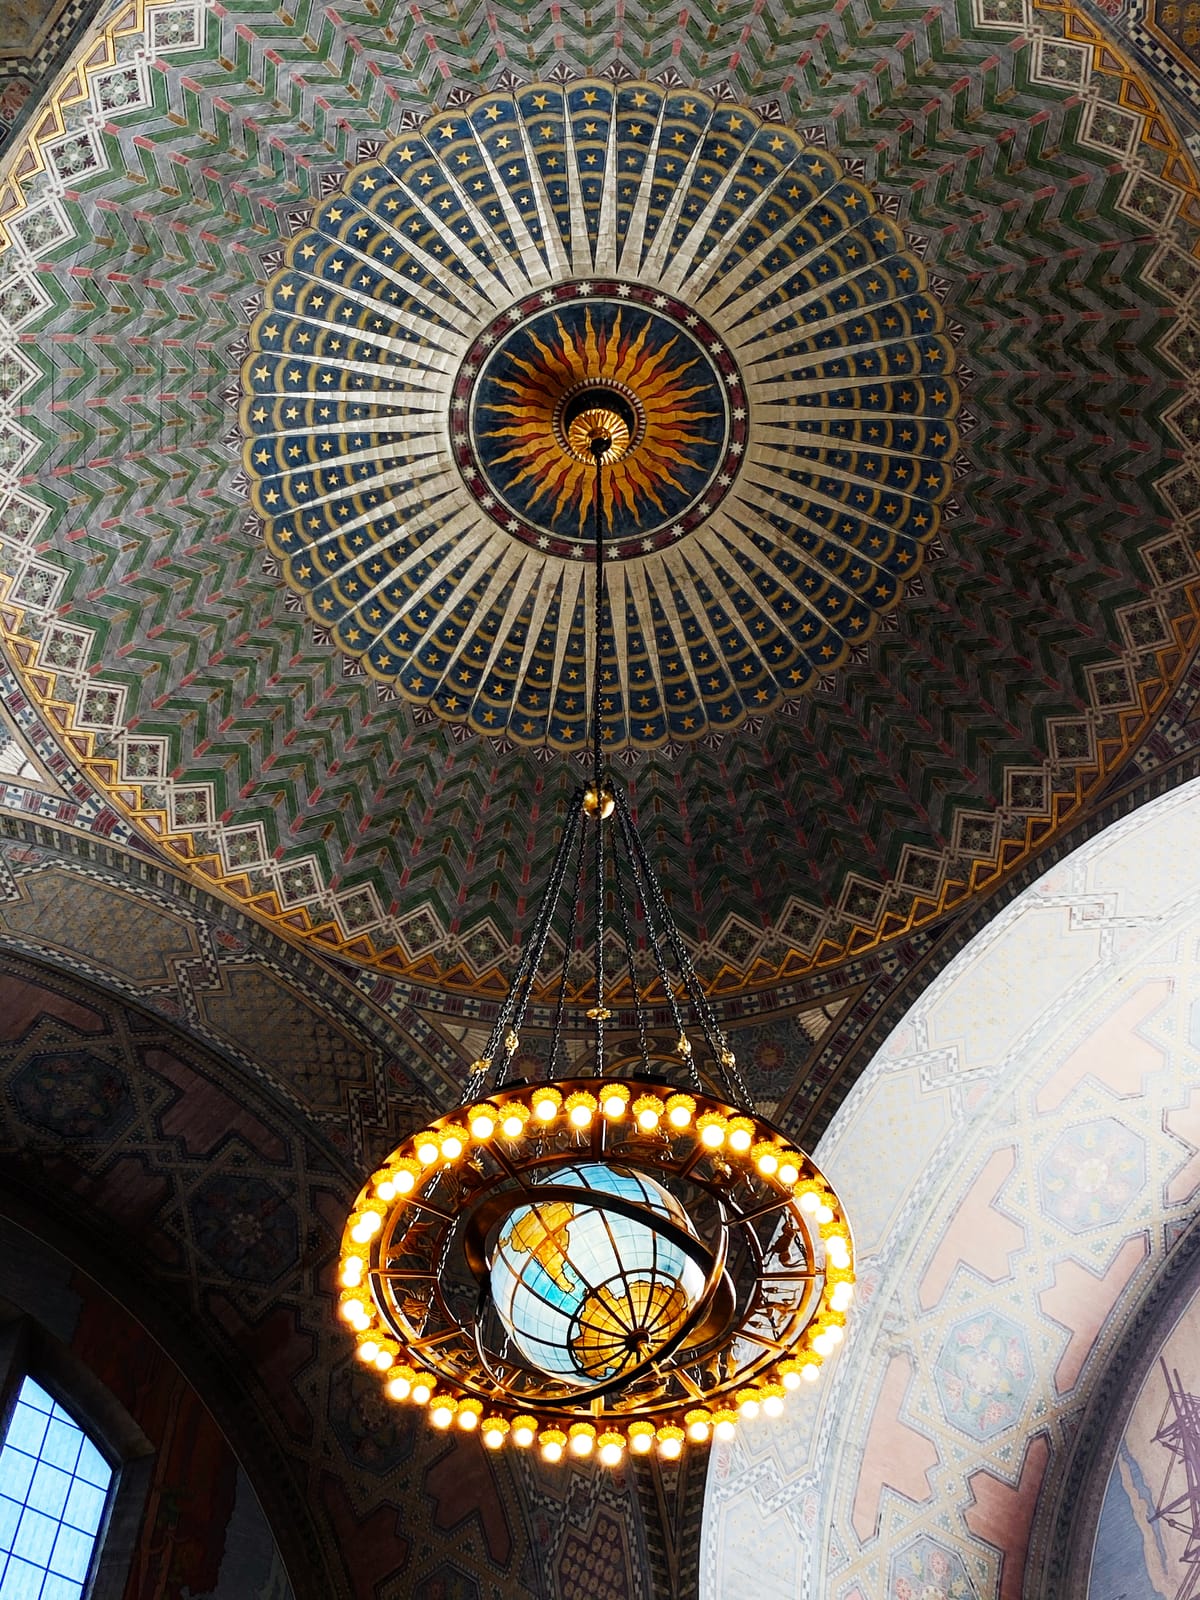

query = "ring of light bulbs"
[338,1073,854,1466]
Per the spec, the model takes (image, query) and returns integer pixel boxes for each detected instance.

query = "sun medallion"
[242,80,959,750]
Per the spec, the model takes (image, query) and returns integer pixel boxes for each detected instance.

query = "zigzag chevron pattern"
[0,0,1196,999]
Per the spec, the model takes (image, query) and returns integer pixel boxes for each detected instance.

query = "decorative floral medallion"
[933,1309,1033,1441]
[242,80,959,749]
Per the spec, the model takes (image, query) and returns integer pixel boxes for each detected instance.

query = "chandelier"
[338,386,854,1466]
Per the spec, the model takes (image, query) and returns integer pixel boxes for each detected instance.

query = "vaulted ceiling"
[2,0,1200,1593]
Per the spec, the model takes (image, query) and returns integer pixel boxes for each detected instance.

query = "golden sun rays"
[479,307,719,535]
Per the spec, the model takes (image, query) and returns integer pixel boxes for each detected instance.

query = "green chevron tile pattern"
[0,0,1198,999]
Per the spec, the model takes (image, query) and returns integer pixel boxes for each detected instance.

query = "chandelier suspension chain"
[615,791,752,1107]
[610,795,703,1095]
[611,836,653,1078]
[496,798,585,1085]
[590,441,608,1081]
[461,423,754,1110]
[461,794,584,1103]
[548,814,590,1081]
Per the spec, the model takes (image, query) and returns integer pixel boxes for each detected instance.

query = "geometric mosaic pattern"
[703,775,1200,1600]
[1,0,1200,995]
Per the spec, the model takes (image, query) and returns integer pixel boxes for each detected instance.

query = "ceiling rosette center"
[241,79,960,752]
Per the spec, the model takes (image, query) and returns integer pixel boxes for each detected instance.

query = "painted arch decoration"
[242,81,959,750]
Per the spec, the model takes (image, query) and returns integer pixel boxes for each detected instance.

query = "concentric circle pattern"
[242,79,959,750]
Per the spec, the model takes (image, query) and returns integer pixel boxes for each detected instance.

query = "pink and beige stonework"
[703,775,1200,1600]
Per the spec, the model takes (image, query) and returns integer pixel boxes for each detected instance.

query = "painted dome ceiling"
[1,0,1199,1007]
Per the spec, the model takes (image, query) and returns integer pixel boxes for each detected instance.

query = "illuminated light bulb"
[778,1157,801,1187]
[801,1362,821,1384]
[439,1125,467,1161]
[531,1087,562,1123]
[633,1094,662,1132]
[697,1112,727,1149]
[357,1341,380,1364]
[601,1083,630,1118]
[500,1103,530,1139]
[737,1389,762,1420]
[410,1376,433,1405]
[511,1416,537,1448]
[339,1257,364,1289]
[469,1105,498,1140]
[685,1409,712,1443]
[798,1188,821,1213]
[826,1323,845,1347]
[568,1423,596,1457]
[386,1370,413,1402]
[812,1330,835,1357]
[656,1425,685,1460]
[598,1432,624,1467]
[752,1141,780,1177]
[540,1429,566,1463]
[482,1418,509,1450]
[350,1210,382,1245]
[375,1177,397,1201]
[761,1384,785,1419]
[628,1422,656,1455]
[666,1093,696,1130]
[374,1348,395,1372]
[712,1409,737,1443]
[429,1397,455,1429]
[826,1239,851,1271]
[726,1117,755,1154]
[779,1361,803,1391]
[415,1132,441,1165]
[456,1400,483,1431]
[830,1281,855,1312]
[391,1160,419,1195]
[565,1091,597,1129]
[815,1201,835,1225]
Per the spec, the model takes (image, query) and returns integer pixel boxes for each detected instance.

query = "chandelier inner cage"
[338,383,854,1465]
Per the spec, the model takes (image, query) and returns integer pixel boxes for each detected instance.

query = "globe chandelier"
[338,386,855,1466]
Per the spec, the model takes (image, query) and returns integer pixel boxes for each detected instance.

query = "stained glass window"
[0,1377,113,1599]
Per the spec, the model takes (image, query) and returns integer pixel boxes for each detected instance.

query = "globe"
[488,1162,708,1387]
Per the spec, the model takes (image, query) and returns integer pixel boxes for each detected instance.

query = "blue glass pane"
[0,1380,111,1600]
[41,1576,82,1600]
[26,1466,69,1522]
[13,1507,57,1566]
[0,1453,34,1505]
[0,1498,20,1553]
[37,1426,79,1477]
[48,1525,91,1582]
[61,1484,104,1537]
[1,1556,46,1599]
[70,1444,106,1494]
[3,1411,46,1461]
[41,1578,81,1600]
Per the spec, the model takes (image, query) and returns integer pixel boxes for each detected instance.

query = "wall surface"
[0,1212,291,1599]
[703,774,1200,1600]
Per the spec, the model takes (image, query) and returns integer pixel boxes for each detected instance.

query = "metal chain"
[500,792,586,1084]
[612,796,701,1093]
[589,443,608,1081]
[461,790,585,1104]
[616,791,751,1104]
[611,815,652,1078]
[548,803,589,1081]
